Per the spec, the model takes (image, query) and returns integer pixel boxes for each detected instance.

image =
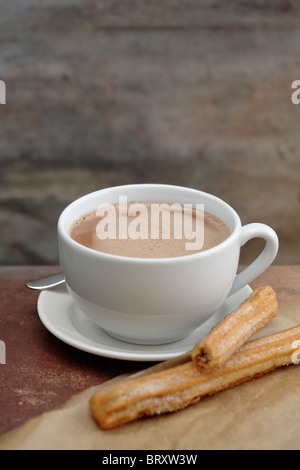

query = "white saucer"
[37,284,252,362]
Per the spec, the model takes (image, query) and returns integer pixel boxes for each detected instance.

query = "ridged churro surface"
[192,286,278,369]
[89,324,300,430]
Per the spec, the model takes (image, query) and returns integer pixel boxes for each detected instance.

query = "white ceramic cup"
[57,184,279,345]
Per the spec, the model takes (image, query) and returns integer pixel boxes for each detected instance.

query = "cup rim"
[57,184,241,263]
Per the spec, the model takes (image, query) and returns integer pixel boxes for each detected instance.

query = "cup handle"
[228,223,279,296]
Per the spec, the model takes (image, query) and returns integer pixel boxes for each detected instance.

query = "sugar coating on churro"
[192,286,278,369]
[89,324,300,430]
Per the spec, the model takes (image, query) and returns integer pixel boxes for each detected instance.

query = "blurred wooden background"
[0,0,300,265]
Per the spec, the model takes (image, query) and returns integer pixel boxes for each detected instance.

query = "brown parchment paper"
[1,293,300,450]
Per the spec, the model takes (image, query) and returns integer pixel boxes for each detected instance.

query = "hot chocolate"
[69,200,230,258]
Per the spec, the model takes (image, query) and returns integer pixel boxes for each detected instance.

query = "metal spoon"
[25,272,65,290]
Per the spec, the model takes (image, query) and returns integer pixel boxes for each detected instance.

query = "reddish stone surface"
[0,265,299,435]
[0,266,149,435]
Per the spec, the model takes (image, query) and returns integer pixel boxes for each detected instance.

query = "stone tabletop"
[0,264,299,436]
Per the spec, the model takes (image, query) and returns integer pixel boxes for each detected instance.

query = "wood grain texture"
[0,1,300,264]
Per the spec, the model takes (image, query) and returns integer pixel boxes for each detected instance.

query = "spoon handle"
[25,272,65,290]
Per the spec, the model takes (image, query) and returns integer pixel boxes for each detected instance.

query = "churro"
[89,325,300,430]
[192,286,278,369]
